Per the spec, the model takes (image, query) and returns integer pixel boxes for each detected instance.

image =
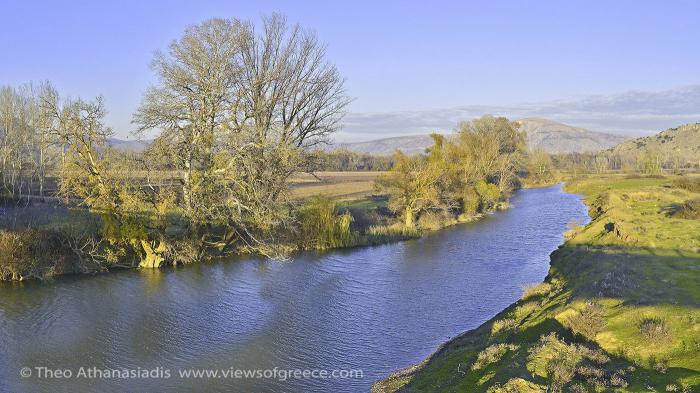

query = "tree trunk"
[139,240,167,268]
[182,156,192,213]
[404,208,415,228]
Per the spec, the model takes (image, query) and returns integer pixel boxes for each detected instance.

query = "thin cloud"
[337,85,700,142]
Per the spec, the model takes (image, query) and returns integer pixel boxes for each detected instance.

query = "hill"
[331,135,436,155]
[517,118,627,153]
[106,138,152,152]
[608,123,700,161]
[332,118,627,155]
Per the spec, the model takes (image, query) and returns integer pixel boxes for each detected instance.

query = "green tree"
[376,150,442,228]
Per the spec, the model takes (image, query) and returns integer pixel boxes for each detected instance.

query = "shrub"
[541,347,581,391]
[650,355,669,373]
[567,301,606,341]
[567,383,589,393]
[297,195,356,250]
[671,177,700,193]
[514,301,540,319]
[673,198,700,219]
[577,346,609,364]
[491,317,519,336]
[472,343,520,370]
[486,378,545,393]
[575,365,604,379]
[638,316,672,342]
[0,229,75,280]
[528,333,611,393]
[417,211,445,231]
[462,187,480,215]
[610,372,628,388]
[475,180,501,211]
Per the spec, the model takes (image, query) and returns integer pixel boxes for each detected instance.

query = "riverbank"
[373,174,700,392]
[0,185,509,281]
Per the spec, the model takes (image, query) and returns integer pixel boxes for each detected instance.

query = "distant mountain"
[608,123,700,159]
[330,135,436,155]
[516,118,628,154]
[107,118,631,156]
[330,118,628,155]
[107,138,152,152]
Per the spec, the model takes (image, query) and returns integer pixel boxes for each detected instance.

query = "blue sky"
[2,0,699,140]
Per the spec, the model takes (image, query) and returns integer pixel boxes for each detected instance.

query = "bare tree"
[0,82,63,200]
[134,14,349,258]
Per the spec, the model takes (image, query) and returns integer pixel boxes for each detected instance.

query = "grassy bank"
[373,174,700,392]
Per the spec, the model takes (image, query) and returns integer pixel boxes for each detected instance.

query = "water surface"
[0,184,588,392]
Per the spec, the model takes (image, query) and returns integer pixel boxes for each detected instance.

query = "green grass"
[373,174,700,393]
[340,196,387,211]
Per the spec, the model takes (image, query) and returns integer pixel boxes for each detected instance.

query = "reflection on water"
[0,184,588,392]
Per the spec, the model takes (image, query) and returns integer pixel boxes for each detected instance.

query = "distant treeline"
[550,150,698,175]
[307,149,394,171]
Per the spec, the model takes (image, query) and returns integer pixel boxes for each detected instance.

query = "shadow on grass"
[550,244,700,306]
[376,243,700,392]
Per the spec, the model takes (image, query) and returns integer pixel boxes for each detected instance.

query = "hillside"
[106,138,151,152]
[517,118,627,153]
[331,135,436,155]
[332,118,627,155]
[608,123,700,160]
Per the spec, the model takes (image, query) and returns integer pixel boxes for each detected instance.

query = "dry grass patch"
[522,282,553,300]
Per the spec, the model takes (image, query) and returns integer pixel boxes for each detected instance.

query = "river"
[0,184,588,392]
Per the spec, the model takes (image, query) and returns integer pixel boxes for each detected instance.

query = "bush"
[417,210,455,231]
[567,383,589,393]
[673,198,700,219]
[610,372,628,388]
[0,229,74,280]
[462,187,480,215]
[417,211,444,230]
[514,301,541,319]
[297,195,356,250]
[567,301,606,341]
[472,343,520,370]
[475,180,501,211]
[546,352,581,391]
[491,317,519,336]
[486,378,544,393]
[650,355,669,373]
[528,333,611,393]
[671,177,700,193]
[638,316,672,342]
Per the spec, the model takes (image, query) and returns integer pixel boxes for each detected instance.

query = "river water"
[0,184,588,392]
